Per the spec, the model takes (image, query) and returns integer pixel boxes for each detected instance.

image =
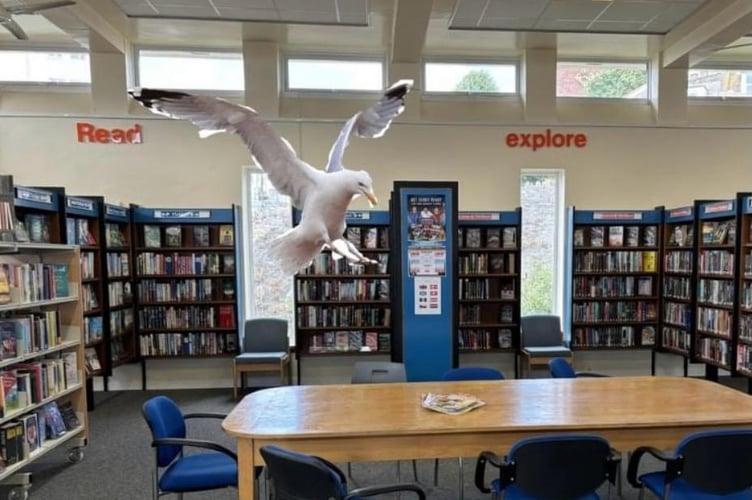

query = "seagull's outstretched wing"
[326,79,413,173]
[129,88,318,208]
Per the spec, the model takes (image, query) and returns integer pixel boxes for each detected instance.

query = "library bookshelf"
[132,206,240,389]
[457,210,521,376]
[567,208,662,351]
[654,205,697,376]
[0,242,87,499]
[693,199,737,373]
[735,194,752,384]
[293,211,392,383]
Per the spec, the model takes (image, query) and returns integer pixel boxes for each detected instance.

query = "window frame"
[555,58,650,102]
[422,57,520,98]
[133,45,245,95]
[282,52,387,97]
[0,46,91,89]
[686,62,752,102]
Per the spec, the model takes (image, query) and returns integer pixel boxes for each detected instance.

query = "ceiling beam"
[45,0,129,52]
[391,0,433,63]
[662,0,752,68]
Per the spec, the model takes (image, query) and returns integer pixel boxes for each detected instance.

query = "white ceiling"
[449,0,707,35]
[0,0,750,62]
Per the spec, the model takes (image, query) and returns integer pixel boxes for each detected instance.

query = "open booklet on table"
[421,392,486,415]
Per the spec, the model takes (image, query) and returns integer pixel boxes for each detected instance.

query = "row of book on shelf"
[458,328,513,350]
[136,253,234,276]
[458,253,516,274]
[574,225,658,248]
[143,224,234,248]
[458,227,517,249]
[307,330,391,354]
[571,325,656,347]
[345,227,390,249]
[0,263,70,306]
[139,332,237,357]
[0,312,64,360]
[137,305,235,329]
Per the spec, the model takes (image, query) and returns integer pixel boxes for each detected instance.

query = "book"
[363,228,378,249]
[486,228,501,248]
[219,224,234,246]
[345,227,361,246]
[421,392,486,415]
[608,226,623,247]
[26,214,50,243]
[193,225,210,247]
[21,413,39,456]
[625,226,640,247]
[502,227,516,248]
[144,225,161,248]
[164,226,182,247]
[590,227,604,247]
[223,254,235,274]
[58,402,81,431]
[84,347,101,372]
[643,226,657,247]
[41,401,67,438]
[573,228,584,247]
[466,228,481,248]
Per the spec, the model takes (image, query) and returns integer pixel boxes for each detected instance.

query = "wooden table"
[222,376,752,500]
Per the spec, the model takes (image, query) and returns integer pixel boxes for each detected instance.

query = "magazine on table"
[421,392,486,415]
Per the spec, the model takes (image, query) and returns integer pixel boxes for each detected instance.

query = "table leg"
[238,439,256,500]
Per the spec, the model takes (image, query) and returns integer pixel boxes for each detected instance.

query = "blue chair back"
[549,358,576,378]
[674,429,752,494]
[261,445,347,500]
[503,434,616,498]
[442,366,504,381]
[243,318,289,353]
[521,315,563,347]
[142,396,187,467]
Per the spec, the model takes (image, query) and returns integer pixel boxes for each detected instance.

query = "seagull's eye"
[357,182,366,188]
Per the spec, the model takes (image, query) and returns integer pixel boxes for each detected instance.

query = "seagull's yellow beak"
[366,190,378,207]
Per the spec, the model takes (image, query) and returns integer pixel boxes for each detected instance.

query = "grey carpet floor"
[4,380,744,500]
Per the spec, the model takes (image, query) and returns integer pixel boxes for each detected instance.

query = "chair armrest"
[575,372,609,377]
[345,483,426,500]
[474,450,505,494]
[152,437,238,461]
[627,446,672,488]
[184,412,227,420]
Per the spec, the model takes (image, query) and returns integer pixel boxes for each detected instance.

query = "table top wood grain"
[223,376,752,439]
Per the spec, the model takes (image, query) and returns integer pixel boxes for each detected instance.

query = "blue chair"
[475,434,620,500]
[435,366,505,499]
[142,395,262,499]
[549,357,609,378]
[260,444,426,499]
[627,429,752,500]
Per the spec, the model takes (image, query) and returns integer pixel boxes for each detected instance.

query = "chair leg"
[433,458,439,486]
[347,462,353,479]
[412,459,418,482]
[232,362,238,400]
[458,456,464,500]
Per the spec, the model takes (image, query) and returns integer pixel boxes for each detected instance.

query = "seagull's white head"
[348,169,378,207]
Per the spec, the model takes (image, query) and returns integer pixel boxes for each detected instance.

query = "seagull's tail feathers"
[263,226,324,276]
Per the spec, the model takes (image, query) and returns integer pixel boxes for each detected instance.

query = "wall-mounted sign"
[76,122,143,144]
[506,129,587,151]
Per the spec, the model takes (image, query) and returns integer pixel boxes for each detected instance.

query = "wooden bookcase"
[0,242,87,498]
[654,205,697,374]
[13,186,64,245]
[567,208,662,350]
[294,211,392,381]
[132,206,240,389]
[693,199,738,373]
[735,193,752,383]
[456,210,521,371]
[101,204,136,375]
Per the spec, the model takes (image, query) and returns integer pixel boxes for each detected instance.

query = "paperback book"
[421,392,486,415]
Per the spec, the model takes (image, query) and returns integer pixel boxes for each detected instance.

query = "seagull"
[128,80,412,274]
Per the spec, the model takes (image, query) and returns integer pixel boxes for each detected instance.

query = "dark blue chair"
[142,395,262,499]
[435,366,505,499]
[549,357,609,378]
[475,434,620,500]
[627,429,752,500]
[260,444,426,499]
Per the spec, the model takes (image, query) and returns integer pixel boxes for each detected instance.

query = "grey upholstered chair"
[349,361,418,481]
[232,318,291,400]
[519,315,572,378]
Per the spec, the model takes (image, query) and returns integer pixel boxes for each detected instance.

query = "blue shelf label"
[743,196,752,215]
[345,211,370,220]
[105,205,128,218]
[703,201,733,215]
[153,209,211,219]
[67,197,94,211]
[668,207,692,218]
[459,212,501,221]
[16,187,52,205]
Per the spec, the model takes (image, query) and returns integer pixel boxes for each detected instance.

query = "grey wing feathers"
[129,88,318,207]
[325,79,412,173]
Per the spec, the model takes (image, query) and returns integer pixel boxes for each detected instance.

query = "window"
[424,62,517,94]
[0,50,90,84]
[520,170,566,318]
[136,49,243,91]
[557,61,648,99]
[242,168,295,344]
[687,68,752,98]
[285,56,384,91]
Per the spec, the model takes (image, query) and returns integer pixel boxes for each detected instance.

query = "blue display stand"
[392,181,458,381]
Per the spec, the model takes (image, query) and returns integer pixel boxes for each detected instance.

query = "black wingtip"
[128,88,191,108]
[384,79,413,100]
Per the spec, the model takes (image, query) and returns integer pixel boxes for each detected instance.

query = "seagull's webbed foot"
[330,238,377,265]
